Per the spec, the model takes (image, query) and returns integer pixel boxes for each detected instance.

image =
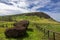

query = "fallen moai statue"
[5,20,29,38]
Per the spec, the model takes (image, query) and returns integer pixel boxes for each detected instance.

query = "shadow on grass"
[27,28,33,32]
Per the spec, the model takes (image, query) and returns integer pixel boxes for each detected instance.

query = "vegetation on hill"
[0,12,53,21]
[0,12,60,40]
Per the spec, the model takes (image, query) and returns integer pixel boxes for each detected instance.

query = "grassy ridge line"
[0,12,58,22]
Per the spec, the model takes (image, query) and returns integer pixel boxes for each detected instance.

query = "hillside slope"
[0,12,60,40]
[0,12,57,22]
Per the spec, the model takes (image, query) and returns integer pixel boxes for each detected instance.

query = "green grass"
[0,15,60,40]
[0,22,44,40]
[37,23,60,32]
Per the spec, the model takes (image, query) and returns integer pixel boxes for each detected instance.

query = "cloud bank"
[0,0,60,21]
[0,0,51,15]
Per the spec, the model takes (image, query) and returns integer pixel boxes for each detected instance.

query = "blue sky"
[0,0,60,21]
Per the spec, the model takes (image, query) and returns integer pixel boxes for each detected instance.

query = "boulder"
[5,20,29,38]
[5,26,26,38]
[13,20,29,29]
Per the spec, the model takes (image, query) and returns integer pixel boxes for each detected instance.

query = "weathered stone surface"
[5,20,29,38]
[14,20,29,29]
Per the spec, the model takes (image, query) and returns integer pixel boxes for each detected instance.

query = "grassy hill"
[0,12,60,40]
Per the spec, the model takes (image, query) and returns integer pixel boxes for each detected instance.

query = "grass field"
[0,15,60,40]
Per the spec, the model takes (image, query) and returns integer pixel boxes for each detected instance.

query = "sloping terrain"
[0,12,60,40]
[0,12,57,22]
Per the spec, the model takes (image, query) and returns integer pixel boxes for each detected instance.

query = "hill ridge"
[0,12,58,22]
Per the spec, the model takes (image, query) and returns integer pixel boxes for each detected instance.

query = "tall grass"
[0,15,60,40]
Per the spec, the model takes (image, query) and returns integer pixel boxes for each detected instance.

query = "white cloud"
[0,3,31,15]
[0,0,50,12]
[0,3,18,10]
[0,0,51,15]
[0,0,60,21]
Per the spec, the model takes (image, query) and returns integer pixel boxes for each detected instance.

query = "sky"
[0,0,60,21]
